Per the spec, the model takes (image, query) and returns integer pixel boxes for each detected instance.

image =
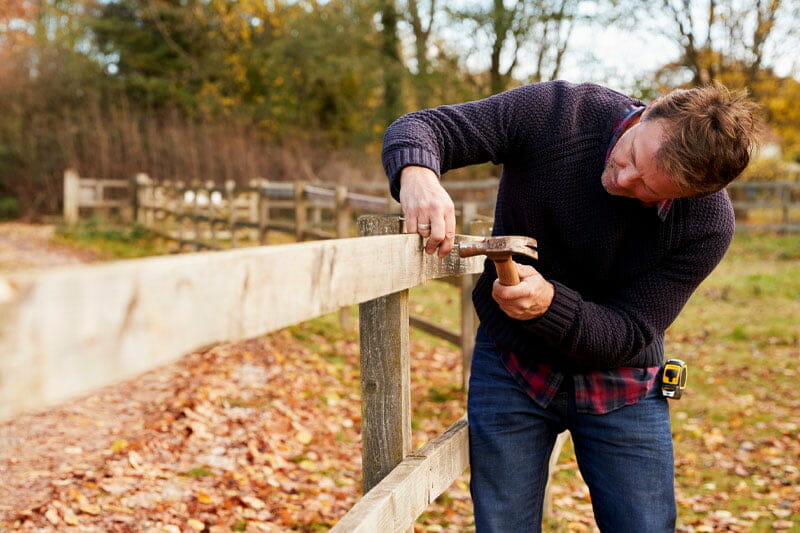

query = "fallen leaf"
[44,507,60,525]
[79,503,101,515]
[187,518,205,530]
[110,439,130,453]
[296,430,313,445]
[241,495,267,510]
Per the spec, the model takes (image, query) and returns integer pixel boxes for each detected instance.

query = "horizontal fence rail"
[0,226,484,421]
[726,181,800,232]
[64,170,800,235]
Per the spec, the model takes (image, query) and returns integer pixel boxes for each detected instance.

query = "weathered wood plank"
[330,417,469,533]
[360,291,411,493]
[0,230,484,420]
[408,316,460,346]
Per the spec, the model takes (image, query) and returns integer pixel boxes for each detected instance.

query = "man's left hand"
[492,263,554,320]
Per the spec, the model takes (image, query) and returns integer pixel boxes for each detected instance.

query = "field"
[1,224,798,531]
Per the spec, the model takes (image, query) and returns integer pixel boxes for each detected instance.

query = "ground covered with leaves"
[1,224,799,532]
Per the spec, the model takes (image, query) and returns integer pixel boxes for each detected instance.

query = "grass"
[53,217,170,259]
[52,216,302,260]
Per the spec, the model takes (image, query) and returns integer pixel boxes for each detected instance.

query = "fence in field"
[1,214,571,529]
[726,181,800,232]
[63,169,800,234]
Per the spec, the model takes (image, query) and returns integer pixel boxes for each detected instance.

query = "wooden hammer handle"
[493,257,520,286]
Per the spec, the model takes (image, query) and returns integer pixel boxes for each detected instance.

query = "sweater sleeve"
[381,83,566,201]
[522,200,735,368]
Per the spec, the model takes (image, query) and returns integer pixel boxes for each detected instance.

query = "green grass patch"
[182,466,214,478]
[54,216,169,259]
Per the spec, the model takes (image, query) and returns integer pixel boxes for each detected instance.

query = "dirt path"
[0,222,102,273]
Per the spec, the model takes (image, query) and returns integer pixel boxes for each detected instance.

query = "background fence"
[64,169,800,236]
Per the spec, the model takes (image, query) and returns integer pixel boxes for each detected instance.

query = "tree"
[379,0,404,124]
[403,0,438,107]
[447,0,585,95]
[643,0,798,88]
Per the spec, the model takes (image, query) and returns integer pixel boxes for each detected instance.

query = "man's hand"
[399,166,456,258]
[492,263,554,320]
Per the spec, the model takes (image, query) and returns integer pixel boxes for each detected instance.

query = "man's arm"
[520,223,733,368]
[382,84,566,256]
[478,197,735,370]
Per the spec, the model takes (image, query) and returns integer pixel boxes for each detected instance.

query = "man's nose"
[617,167,639,187]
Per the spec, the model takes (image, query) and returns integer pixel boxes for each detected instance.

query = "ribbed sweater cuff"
[384,148,441,201]
[522,281,580,344]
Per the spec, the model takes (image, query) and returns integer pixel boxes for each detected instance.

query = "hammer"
[458,236,538,286]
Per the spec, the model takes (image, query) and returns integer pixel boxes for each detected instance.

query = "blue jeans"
[468,327,676,532]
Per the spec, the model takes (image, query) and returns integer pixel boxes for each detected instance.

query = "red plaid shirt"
[500,349,661,414]
[498,104,667,414]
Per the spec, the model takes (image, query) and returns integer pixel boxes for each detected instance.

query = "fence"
[62,169,497,386]
[726,181,800,232]
[62,169,133,224]
[1,214,486,530]
[64,169,800,235]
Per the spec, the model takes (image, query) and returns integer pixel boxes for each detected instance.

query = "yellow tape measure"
[661,359,688,399]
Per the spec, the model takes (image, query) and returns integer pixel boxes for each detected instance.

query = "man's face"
[601,119,684,203]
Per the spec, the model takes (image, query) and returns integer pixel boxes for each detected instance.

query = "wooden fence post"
[335,185,351,239]
[134,173,152,227]
[191,181,201,251]
[226,180,237,248]
[63,168,80,225]
[294,181,308,242]
[256,179,270,245]
[358,215,411,494]
[247,179,259,243]
[337,185,354,331]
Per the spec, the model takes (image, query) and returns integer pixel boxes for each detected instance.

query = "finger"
[425,215,446,255]
[516,263,537,278]
[437,209,457,258]
[402,206,419,233]
[493,278,529,300]
[417,220,432,237]
[492,279,516,302]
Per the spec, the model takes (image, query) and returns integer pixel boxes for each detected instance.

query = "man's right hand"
[399,166,456,258]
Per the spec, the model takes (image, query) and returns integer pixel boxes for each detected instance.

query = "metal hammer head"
[458,235,538,261]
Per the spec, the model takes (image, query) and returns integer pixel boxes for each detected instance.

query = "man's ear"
[641,99,660,120]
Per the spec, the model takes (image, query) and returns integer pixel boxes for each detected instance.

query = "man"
[381,81,762,532]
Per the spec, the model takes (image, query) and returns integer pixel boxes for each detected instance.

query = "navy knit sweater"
[382,81,734,372]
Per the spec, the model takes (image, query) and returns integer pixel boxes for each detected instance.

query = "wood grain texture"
[0,226,484,420]
[330,418,469,533]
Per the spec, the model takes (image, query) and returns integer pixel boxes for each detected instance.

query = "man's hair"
[643,82,765,198]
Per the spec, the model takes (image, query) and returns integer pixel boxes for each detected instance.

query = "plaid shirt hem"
[500,349,661,415]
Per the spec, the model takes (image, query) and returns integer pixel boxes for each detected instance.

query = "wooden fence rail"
[0,214,487,530]
[64,169,800,236]
[726,181,800,232]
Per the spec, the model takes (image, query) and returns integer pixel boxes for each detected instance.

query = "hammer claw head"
[458,235,538,260]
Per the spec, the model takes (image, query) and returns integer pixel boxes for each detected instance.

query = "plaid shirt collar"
[607,105,673,222]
